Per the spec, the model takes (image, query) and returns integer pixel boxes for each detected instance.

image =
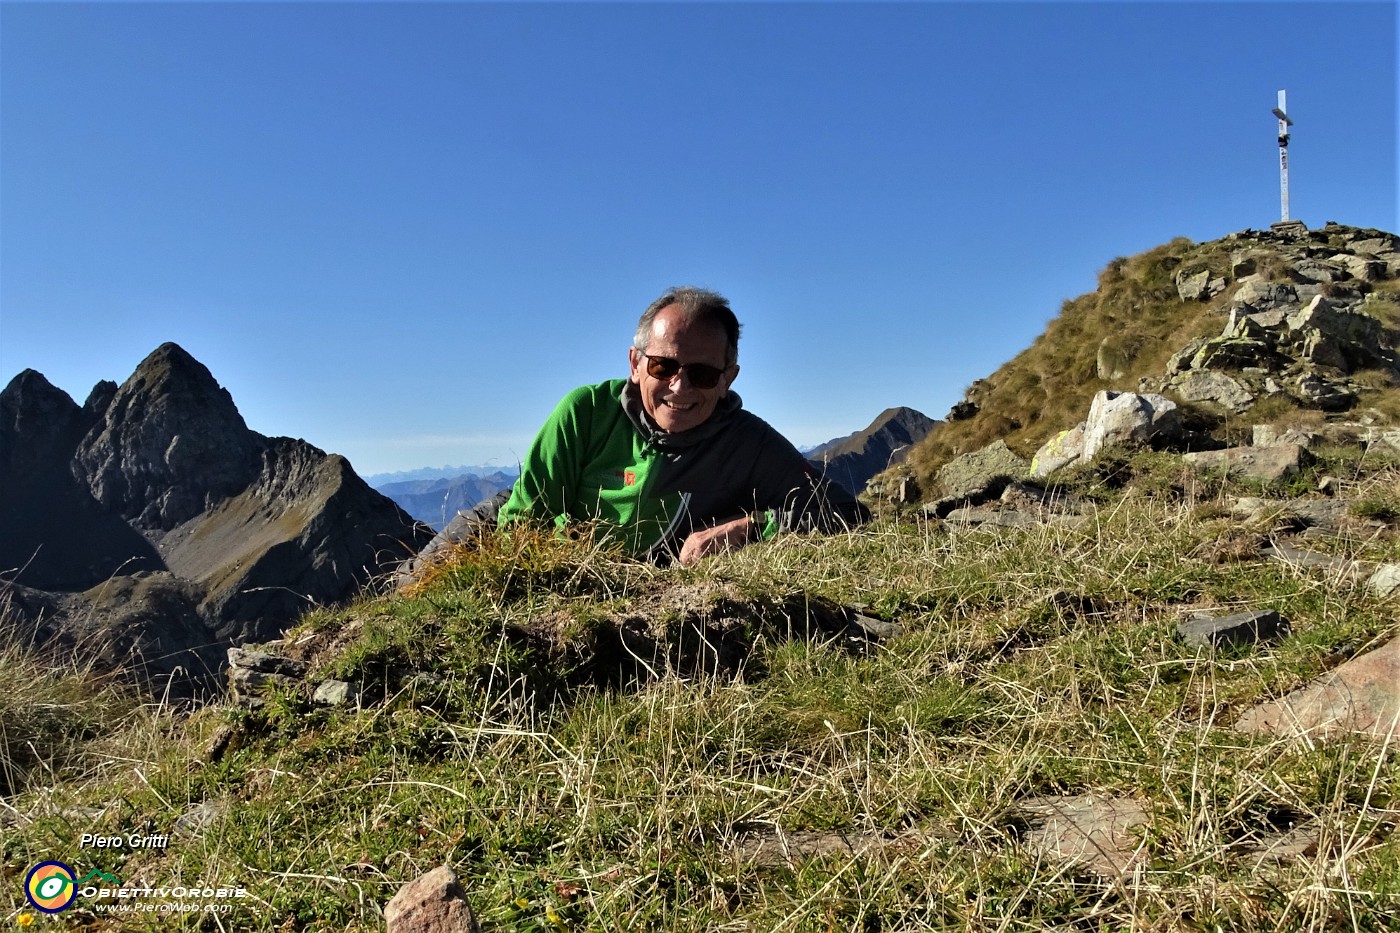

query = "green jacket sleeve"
[498,384,595,531]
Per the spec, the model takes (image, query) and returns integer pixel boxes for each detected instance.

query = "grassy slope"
[4,449,1399,931]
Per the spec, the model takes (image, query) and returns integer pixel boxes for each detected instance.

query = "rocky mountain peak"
[2,343,431,695]
[0,369,88,485]
[75,342,261,531]
[809,405,939,496]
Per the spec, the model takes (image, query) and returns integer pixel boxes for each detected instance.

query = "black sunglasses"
[638,352,729,389]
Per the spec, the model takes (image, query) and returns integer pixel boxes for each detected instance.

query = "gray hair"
[633,286,741,367]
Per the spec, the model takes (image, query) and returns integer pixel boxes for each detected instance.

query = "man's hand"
[678,515,757,566]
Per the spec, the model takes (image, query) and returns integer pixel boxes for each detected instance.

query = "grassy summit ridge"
[4,447,1399,930]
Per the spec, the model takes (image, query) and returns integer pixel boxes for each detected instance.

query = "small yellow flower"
[17,914,36,927]
[514,897,530,909]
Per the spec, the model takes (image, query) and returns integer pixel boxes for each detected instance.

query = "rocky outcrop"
[808,407,938,496]
[0,371,163,589]
[0,343,431,694]
[935,440,1028,502]
[1031,391,1186,478]
[1146,225,1400,417]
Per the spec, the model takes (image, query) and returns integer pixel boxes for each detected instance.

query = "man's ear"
[722,364,740,394]
[628,346,643,384]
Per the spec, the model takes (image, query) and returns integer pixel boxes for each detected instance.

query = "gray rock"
[1363,428,1400,453]
[1248,820,1321,867]
[228,666,300,698]
[1289,258,1346,284]
[1367,564,1400,598]
[1299,330,1349,370]
[313,679,356,706]
[1349,237,1396,256]
[1293,373,1355,412]
[1030,391,1185,479]
[385,866,480,933]
[1262,541,1368,578]
[1336,254,1386,281]
[1166,337,1209,374]
[1177,609,1288,649]
[1286,296,1390,372]
[1176,267,1212,301]
[1183,445,1309,483]
[1223,309,1270,341]
[1030,424,1087,478]
[1191,335,1280,371]
[1252,425,1321,448]
[1230,250,1261,278]
[1082,391,1181,460]
[1174,371,1255,412]
[227,647,307,677]
[1234,636,1400,740]
[1234,279,1299,312]
[935,440,1028,501]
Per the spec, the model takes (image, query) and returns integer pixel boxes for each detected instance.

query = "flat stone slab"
[732,823,943,866]
[1235,636,1400,740]
[1019,794,1148,879]
[1178,609,1288,649]
[1262,541,1370,578]
[1183,445,1308,483]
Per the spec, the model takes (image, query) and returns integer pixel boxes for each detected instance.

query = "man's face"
[628,305,738,433]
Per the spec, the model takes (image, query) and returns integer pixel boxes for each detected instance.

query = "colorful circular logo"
[24,861,77,913]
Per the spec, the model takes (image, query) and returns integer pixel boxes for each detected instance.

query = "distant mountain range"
[807,407,939,496]
[374,470,518,531]
[363,464,519,487]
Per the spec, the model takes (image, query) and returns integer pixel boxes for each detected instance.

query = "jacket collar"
[620,379,742,450]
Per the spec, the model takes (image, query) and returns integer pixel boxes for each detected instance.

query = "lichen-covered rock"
[936,440,1028,500]
[1030,424,1087,478]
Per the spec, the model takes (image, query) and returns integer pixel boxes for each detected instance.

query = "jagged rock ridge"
[0,343,431,694]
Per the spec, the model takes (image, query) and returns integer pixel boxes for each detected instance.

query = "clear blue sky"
[3,1,1395,478]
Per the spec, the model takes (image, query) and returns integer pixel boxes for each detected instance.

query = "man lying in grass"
[425,286,868,566]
